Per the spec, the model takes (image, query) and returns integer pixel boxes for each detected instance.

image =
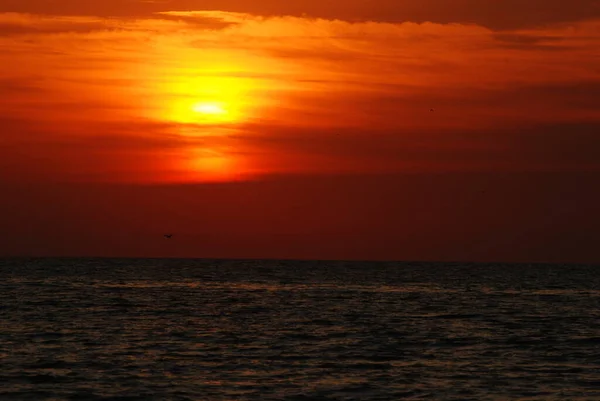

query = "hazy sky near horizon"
[1,1,599,262]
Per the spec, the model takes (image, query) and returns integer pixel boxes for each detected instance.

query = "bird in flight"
[430,108,435,112]
[164,234,173,239]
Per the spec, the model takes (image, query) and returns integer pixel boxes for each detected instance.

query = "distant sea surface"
[1,258,600,400]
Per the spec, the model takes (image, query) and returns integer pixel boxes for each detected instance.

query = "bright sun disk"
[192,102,227,115]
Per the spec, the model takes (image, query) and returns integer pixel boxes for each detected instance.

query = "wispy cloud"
[2,0,599,28]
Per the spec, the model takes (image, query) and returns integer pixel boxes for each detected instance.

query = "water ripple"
[1,258,600,400]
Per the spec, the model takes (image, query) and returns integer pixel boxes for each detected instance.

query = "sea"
[1,258,600,400]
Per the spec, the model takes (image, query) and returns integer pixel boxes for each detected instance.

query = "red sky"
[1,0,599,262]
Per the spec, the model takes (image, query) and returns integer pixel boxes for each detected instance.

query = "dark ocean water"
[1,258,600,400]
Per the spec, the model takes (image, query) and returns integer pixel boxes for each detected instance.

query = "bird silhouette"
[164,234,173,239]
[430,108,435,112]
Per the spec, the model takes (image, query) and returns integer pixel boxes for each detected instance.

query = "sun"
[129,41,293,182]
[155,75,254,125]
[188,101,231,123]
[192,102,227,116]
[163,98,237,124]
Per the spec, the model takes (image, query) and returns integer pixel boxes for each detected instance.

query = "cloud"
[229,119,600,174]
[0,76,50,95]
[2,0,599,29]
[0,10,598,183]
[0,13,111,35]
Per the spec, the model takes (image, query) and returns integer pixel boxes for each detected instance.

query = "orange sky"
[1,1,599,262]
